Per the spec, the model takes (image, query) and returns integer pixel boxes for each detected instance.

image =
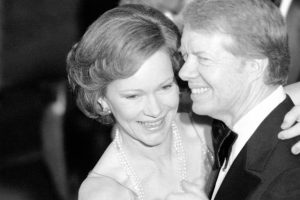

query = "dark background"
[0,0,299,200]
[0,0,119,200]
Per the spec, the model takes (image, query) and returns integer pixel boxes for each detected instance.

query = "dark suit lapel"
[214,96,294,200]
[214,148,261,200]
[246,96,294,171]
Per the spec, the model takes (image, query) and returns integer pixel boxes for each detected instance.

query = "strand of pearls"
[189,114,215,179]
[196,128,214,165]
[200,139,214,182]
[114,128,145,200]
[114,121,187,200]
[171,122,187,185]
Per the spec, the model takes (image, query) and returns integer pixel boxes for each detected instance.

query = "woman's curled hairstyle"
[66,4,181,124]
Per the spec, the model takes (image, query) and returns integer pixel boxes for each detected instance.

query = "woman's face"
[103,50,180,147]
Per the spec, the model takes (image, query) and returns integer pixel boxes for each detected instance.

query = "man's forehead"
[181,29,235,50]
[179,27,193,52]
[180,28,206,53]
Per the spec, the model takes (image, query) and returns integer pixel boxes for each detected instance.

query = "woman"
[67,4,300,200]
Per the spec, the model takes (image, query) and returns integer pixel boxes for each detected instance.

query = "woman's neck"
[113,122,187,200]
[115,125,175,164]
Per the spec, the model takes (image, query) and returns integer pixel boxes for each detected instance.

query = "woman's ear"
[97,97,111,115]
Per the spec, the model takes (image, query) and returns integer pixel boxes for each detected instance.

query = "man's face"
[179,28,250,122]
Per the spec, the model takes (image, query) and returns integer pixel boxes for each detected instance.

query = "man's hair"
[183,0,290,85]
[118,0,183,14]
[66,4,181,124]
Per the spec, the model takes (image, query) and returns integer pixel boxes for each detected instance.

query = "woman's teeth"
[139,119,163,128]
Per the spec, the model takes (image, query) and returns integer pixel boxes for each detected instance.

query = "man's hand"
[278,106,300,154]
[166,178,209,200]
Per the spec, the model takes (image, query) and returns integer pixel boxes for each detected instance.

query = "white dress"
[81,113,214,200]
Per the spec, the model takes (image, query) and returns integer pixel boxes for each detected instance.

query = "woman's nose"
[144,95,162,117]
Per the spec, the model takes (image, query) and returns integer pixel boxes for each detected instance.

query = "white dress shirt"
[280,0,293,18]
[211,86,286,200]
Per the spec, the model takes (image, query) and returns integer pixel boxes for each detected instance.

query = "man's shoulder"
[261,167,300,199]
[247,95,300,185]
[268,135,300,167]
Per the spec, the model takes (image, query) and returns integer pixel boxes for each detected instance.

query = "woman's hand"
[165,177,209,200]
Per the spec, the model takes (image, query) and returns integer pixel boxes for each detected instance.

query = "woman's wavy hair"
[66,4,182,124]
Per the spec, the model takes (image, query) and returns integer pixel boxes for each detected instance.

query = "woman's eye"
[182,53,188,61]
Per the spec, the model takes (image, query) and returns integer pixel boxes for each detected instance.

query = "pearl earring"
[98,98,111,115]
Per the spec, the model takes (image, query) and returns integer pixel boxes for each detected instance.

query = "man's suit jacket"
[214,96,300,200]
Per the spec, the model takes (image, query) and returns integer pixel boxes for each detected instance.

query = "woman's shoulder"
[86,141,135,196]
[78,175,135,200]
[91,142,128,182]
[91,142,118,173]
[175,113,214,180]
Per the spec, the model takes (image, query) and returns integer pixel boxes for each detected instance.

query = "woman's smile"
[137,118,165,131]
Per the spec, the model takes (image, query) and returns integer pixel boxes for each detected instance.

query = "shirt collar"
[280,0,293,18]
[228,86,286,169]
[211,86,286,200]
[233,86,286,135]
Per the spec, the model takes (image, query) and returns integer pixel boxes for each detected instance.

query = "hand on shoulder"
[78,176,135,200]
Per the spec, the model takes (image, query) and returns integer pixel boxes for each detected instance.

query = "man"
[167,0,300,199]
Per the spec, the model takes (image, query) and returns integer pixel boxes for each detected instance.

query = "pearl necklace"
[114,122,187,200]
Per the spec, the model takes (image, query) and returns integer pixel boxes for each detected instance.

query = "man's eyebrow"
[192,51,203,56]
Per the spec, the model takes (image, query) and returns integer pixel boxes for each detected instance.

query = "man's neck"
[218,84,278,129]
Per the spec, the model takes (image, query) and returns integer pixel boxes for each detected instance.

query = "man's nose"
[179,60,198,81]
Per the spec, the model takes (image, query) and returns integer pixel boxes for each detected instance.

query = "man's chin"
[192,103,213,116]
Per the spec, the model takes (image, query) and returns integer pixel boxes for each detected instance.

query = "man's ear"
[97,97,111,115]
[245,57,269,81]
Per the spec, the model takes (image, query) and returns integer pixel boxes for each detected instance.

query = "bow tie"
[271,0,281,7]
[212,119,238,170]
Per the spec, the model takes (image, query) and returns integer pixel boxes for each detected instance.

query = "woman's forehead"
[108,50,174,91]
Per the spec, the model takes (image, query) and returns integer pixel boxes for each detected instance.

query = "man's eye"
[197,56,209,62]
[162,83,173,90]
